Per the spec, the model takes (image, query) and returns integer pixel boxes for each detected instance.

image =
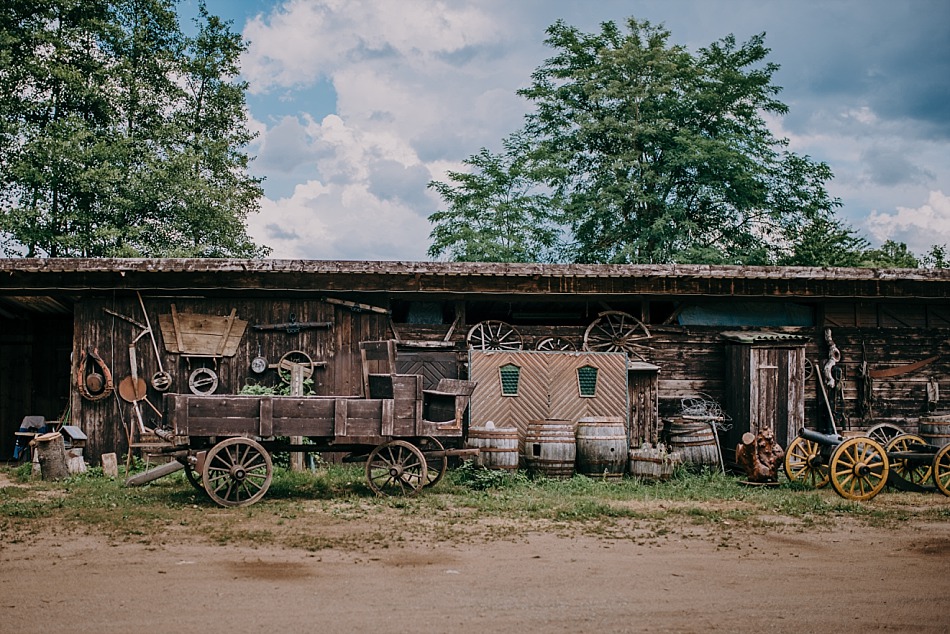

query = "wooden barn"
[2,258,950,464]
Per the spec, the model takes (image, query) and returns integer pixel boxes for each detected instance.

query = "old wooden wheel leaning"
[885,433,933,487]
[365,440,428,496]
[783,436,829,488]
[466,320,523,350]
[828,437,889,501]
[418,436,448,488]
[277,350,315,384]
[867,422,905,446]
[583,311,651,360]
[933,444,950,497]
[535,336,576,351]
[201,438,273,507]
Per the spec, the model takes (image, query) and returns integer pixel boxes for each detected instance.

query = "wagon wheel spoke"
[583,311,651,361]
[466,320,523,351]
[201,438,273,507]
[933,445,950,497]
[365,440,428,496]
[885,434,933,486]
[867,423,905,446]
[828,437,888,501]
[535,337,576,352]
[783,436,829,488]
[418,437,448,487]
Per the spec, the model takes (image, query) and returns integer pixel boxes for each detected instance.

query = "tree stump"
[33,432,69,481]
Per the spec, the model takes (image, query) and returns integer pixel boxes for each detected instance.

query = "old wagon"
[141,340,476,507]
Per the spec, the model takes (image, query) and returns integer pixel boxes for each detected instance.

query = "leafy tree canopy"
[0,0,269,258]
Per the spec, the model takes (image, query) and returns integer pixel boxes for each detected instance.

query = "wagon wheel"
[201,438,273,507]
[828,437,889,501]
[418,436,448,488]
[783,436,829,488]
[178,457,206,495]
[365,440,428,496]
[188,367,218,395]
[933,444,950,497]
[277,350,314,384]
[583,311,652,361]
[866,423,905,446]
[535,336,576,351]
[466,320,523,350]
[885,433,933,487]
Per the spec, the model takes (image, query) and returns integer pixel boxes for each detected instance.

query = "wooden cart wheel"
[365,440,428,496]
[933,444,950,497]
[277,350,314,384]
[583,311,652,360]
[201,438,273,507]
[178,457,207,495]
[885,433,933,487]
[866,423,905,446]
[828,437,889,501]
[418,436,448,488]
[783,436,829,488]
[188,367,218,395]
[466,320,523,350]
[535,336,576,351]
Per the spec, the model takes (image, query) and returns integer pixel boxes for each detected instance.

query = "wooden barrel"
[466,425,519,471]
[628,443,681,481]
[523,419,575,479]
[665,419,720,471]
[920,417,950,448]
[575,416,627,479]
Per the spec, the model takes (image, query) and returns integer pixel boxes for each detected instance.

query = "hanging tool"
[137,292,172,391]
[252,312,334,334]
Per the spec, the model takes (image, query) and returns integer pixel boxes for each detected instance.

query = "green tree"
[428,133,560,262]
[859,240,920,268]
[0,0,267,257]
[922,244,948,269]
[779,217,868,267]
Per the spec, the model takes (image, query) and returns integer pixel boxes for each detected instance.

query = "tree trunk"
[34,432,69,481]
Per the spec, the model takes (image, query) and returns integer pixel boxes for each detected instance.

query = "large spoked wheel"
[418,436,448,488]
[828,437,889,501]
[278,350,315,384]
[583,311,652,361]
[466,320,523,350]
[365,440,429,496]
[783,436,829,488]
[178,456,207,495]
[885,433,933,487]
[535,336,576,351]
[933,444,950,497]
[867,423,905,446]
[201,438,273,507]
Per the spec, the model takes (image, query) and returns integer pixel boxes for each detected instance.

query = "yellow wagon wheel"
[783,436,829,488]
[933,444,950,497]
[828,437,889,501]
[885,433,933,487]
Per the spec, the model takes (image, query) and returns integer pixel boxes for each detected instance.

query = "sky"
[179,0,950,262]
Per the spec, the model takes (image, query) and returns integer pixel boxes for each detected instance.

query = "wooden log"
[33,432,69,481]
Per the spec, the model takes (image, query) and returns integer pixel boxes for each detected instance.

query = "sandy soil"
[1,509,949,633]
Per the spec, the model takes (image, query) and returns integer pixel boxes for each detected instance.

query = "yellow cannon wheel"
[885,433,933,487]
[933,444,950,497]
[829,437,889,501]
[783,436,829,488]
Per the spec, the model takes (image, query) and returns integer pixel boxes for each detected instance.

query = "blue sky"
[179,0,950,262]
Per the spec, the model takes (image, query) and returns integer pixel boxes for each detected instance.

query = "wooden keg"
[665,419,721,472]
[523,419,576,479]
[466,424,519,471]
[920,416,950,448]
[575,416,627,479]
[628,443,681,481]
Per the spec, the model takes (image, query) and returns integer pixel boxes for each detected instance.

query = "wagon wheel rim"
[583,311,651,360]
[201,438,273,507]
[535,336,576,352]
[365,440,428,496]
[418,436,448,488]
[278,350,315,384]
[180,459,207,495]
[783,436,829,488]
[828,437,889,501]
[933,445,950,497]
[188,367,218,395]
[885,433,933,486]
[466,320,523,350]
[867,423,905,446]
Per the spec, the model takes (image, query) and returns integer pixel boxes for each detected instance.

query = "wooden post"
[33,432,69,481]
[101,452,119,478]
[290,364,305,472]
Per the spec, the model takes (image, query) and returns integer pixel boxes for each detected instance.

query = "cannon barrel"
[798,427,844,448]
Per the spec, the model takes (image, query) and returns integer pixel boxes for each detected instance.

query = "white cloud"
[865,191,950,252]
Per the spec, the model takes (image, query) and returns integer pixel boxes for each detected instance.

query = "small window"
[577,365,598,397]
[499,364,521,396]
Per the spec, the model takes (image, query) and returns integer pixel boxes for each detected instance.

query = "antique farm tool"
[137,293,172,391]
[159,305,247,357]
[76,347,114,401]
[583,310,653,361]
[252,313,333,334]
[188,367,219,395]
[322,296,390,314]
[867,355,940,378]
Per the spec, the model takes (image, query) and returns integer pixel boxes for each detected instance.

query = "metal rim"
[151,370,172,392]
[583,311,651,361]
[365,440,428,496]
[933,444,950,497]
[884,433,933,487]
[828,437,889,501]
[188,367,218,395]
[466,320,523,351]
[783,436,829,488]
[201,438,273,507]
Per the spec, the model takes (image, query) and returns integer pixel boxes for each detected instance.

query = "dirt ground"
[1,508,948,633]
